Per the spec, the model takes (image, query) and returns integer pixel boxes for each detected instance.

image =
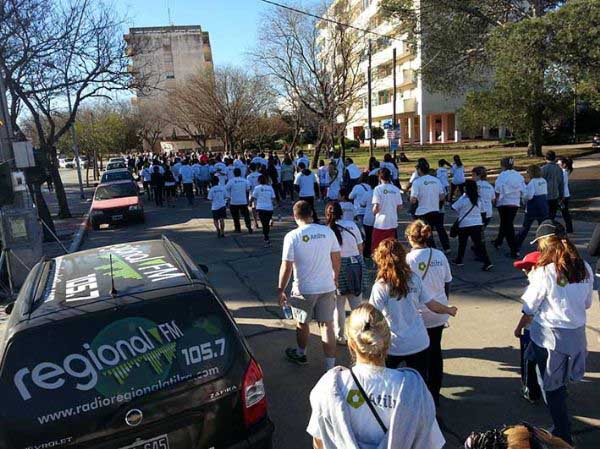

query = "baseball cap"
[416,158,430,172]
[513,251,540,271]
[530,220,566,244]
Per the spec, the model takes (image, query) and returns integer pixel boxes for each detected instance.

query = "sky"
[119,0,272,66]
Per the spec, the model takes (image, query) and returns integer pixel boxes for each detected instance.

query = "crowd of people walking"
[120,146,594,448]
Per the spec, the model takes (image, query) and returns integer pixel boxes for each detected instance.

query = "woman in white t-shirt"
[450,155,466,201]
[349,173,372,226]
[251,175,276,247]
[371,168,403,253]
[326,202,365,345]
[405,220,452,407]
[317,160,330,199]
[452,180,493,271]
[370,239,457,379]
[361,175,379,259]
[307,304,445,449]
[514,222,593,446]
[327,162,342,201]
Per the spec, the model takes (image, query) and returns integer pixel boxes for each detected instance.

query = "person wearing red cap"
[513,252,542,403]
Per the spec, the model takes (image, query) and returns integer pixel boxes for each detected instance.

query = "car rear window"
[0,291,240,430]
[102,171,130,183]
[95,183,138,200]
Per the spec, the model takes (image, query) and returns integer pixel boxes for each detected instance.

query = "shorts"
[212,207,227,220]
[289,291,336,324]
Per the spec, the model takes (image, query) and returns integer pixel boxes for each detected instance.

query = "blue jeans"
[531,342,572,445]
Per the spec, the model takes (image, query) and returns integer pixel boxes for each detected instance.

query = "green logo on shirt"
[302,235,310,243]
[383,189,389,194]
[346,389,365,409]
[418,262,427,271]
[558,277,569,287]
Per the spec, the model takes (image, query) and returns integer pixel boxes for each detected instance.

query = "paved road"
[78,188,600,448]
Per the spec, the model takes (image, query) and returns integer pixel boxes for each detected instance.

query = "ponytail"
[325,201,343,245]
[537,236,588,284]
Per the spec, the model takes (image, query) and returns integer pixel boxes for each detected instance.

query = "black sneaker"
[285,347,307,365]
[451,259,464,267]
[482,263,494,271]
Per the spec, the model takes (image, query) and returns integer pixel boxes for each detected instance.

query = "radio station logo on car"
[13,318,185,401]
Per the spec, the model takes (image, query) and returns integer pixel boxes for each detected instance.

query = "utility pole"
[367,39,373,157]
[392,47,397,160]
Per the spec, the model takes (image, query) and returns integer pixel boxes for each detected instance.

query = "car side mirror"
[198,264,209,274]
[4,302,15,315]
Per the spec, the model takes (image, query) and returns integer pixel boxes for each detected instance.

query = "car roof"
[102,168,130,175]
[4,238,206,335]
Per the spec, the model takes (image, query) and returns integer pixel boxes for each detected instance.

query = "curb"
[68,209,90,254]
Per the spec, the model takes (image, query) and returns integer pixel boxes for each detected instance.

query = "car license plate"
[120,435,169,449]
[112,214,124,221]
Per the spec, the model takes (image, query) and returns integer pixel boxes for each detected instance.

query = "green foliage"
[372,127,385,140]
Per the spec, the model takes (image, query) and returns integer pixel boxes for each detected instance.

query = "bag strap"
[350,369,388,434]
[421,248,434,280]
[456,203,476,226]
[337,224,359,244]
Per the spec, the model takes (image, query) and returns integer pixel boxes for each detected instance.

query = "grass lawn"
[305,143,594,181]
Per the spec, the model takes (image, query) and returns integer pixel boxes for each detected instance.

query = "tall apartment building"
[124,25,216,152]
[323,0,467,146]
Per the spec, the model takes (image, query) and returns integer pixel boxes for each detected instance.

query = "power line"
[258,0,403,42]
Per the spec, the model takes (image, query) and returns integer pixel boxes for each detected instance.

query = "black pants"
[258,210,273,241]
[450,183,464,201]
[299,196,319,223]
[548,198,560,220]
[183,183,194,205]
[282,180,294,201]
[363,225,373,259]
[427,326,444,406]
[494,205,519,256]
[520,330,542,401]
[230,204,252,232]
[386,349,429,382]
[457,225,491,266]
[416,211,450,250]
[561,198,573,233]
[152,186,163,207]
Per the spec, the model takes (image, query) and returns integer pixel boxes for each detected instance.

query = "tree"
[372,126,385,148]
[254,0,366,167]
[134,100,167,152]
[380,0,571,156]
[167,67,273,152]
[1,0,153,219]
[456,0,600,150]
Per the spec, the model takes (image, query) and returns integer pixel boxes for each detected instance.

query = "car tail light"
[242,359,267,427]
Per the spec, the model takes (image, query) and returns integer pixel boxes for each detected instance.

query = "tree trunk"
[312,130,325,169]
[45,144,72,219]
[529,104,544,157]
[29,182,57,241]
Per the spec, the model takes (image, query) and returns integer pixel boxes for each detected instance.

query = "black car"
[0,237,274,449]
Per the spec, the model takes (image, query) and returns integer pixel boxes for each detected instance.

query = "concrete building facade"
[125,25,220,152]
[323,0,467,146]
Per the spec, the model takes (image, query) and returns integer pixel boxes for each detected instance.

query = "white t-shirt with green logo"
[410,175,444,216]
[406,248,452,328]
[372,183,403,230]
[307,365,445,449]
[282,223,341,295]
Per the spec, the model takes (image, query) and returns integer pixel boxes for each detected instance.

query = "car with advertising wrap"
[0,238,274,449]
[90,180,144,230]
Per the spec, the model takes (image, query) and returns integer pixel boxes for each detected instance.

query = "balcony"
[403,98,417,112]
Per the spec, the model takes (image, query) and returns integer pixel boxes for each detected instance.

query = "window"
[165,72,175,79]
[377,89,391,105]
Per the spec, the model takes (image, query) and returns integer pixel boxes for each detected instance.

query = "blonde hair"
[405,220,432,246]
[373,238,412,298]
[345,304,390,363]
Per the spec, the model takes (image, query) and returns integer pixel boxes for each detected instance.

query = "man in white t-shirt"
[225,168,253,233]
[295,151,310,171]
[410,158,450,252]
[179,160,195,206]
[278,201,341,370]
[371,168,403,253]
[294,163,320,223]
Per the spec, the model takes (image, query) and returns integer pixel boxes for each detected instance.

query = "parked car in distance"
[0,237,274,449]
[108,156,126,164]
[100,168,135,184]
[90,180,144,230]
[106,160,127,171]
[61,157,75,168]
[78,155,89,169]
